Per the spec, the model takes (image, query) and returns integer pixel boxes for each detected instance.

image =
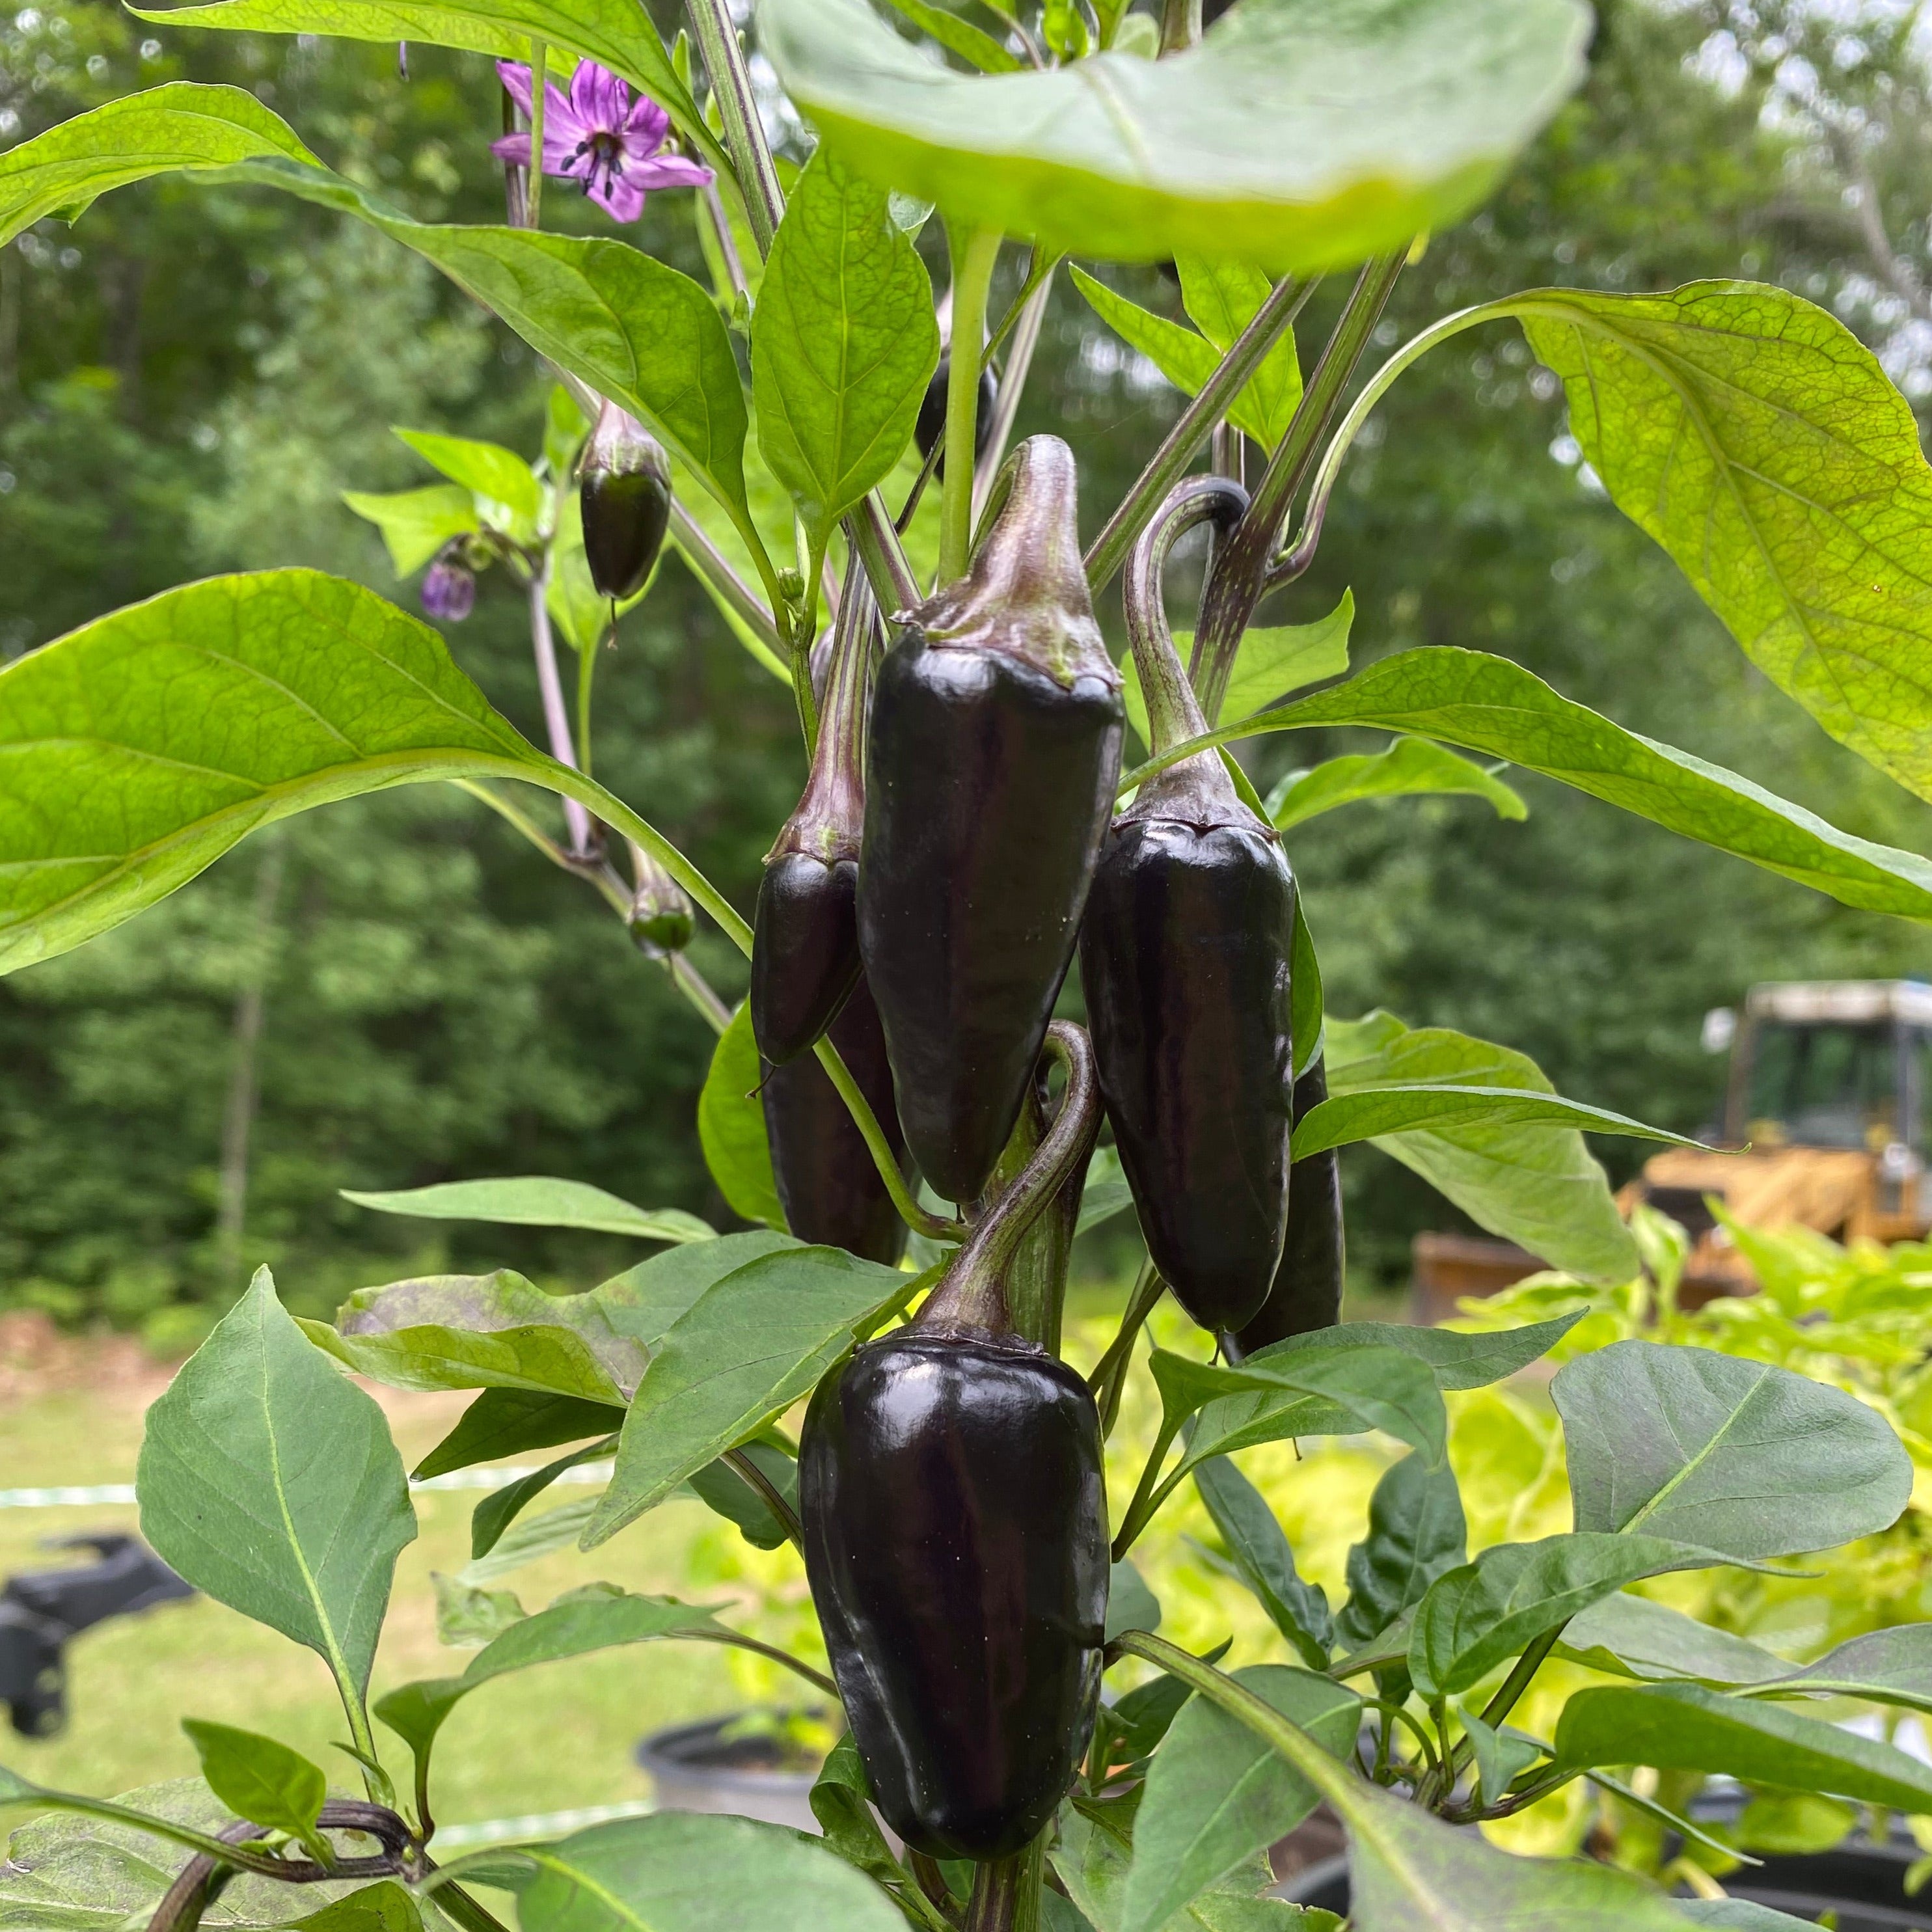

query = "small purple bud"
[421,549,476,622]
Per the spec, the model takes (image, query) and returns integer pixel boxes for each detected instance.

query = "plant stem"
[1083,273,1311,596]
[697,1629,838,1699]
[665,497,789,680]
[974,269,1053,521]
[525,39,545,228]
[1110,1413,1184,1560]
[810,1026,966,1244]
[528,560,595,856]
[1191,250,1406,723]
[668,952,732,1034]
[940,224,1002,582]
[965,1851,1022,1932]
[722,1444,804,1549]
[1477,1624,1564,1736]
[1089,1264,1163,1440]
[685,0,782,254]
[1158,0,1201,52]
[701,180,748,297]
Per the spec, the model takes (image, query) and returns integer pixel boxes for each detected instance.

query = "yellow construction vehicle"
[1412,980,1932,1318]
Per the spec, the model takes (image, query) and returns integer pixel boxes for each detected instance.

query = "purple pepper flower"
[421,547,476,622]
[491,59,713,224]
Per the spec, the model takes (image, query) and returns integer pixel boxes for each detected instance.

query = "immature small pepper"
[800,1023,1108,1861]
[859,436,1123,1204]
[628,850,694,956]
[579,400,672,601]
[1226,1055,1344,1359]
[914,353,997,472]
[750,567,875,1065]
[1080,479,1294,1333]
[759,972,908,1266]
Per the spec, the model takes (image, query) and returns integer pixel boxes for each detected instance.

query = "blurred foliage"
[9,1,1932,1320]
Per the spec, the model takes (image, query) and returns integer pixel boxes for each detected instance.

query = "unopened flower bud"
[630,857,694,955]
[421,545,476,622]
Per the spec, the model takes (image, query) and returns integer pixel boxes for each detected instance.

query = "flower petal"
[621,92,670,153]
[569,59,631,134]
[590,174,648,223]
[495,59,534,118]
[489,131,533,167]
[629,154,714,190]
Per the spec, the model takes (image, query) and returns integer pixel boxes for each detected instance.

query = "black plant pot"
[1275,1844,1932,1929]
[634,1713,822,1834]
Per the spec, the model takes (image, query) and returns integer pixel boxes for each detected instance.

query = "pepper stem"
[918,1022,1101,1338]
[771,549,870,862]
[1122,476,1249,759]
[940,224,1003,583]
[525,38,545,228]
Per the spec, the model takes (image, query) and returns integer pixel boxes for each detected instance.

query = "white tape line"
[0,1463,614,1510]
[432,1798,656,1847]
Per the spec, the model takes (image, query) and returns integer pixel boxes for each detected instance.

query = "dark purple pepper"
[1226,1055,1344,1359]
[914,353,998,471]
[760,973,907,1266]
[859,437,1123,1204]
[800,1023,1106,1860]
[579,401,671,602]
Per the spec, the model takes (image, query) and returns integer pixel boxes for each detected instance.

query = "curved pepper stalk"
[751,562,875,1065]
[1225,1053,1344,1358]
[578,400,672,602]
[860,435,1124,1204]
[1080,478,1296,1334]
[800,1023,1108,1862]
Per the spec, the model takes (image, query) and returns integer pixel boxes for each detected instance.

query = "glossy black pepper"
[579,401,671,602]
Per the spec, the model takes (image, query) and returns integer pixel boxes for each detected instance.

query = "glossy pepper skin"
[1226,1055,1344,1358]
[579,400,672,601]
[860,436,1122,1203]
[1081,754,1296,1333]
[759,974,907,1266]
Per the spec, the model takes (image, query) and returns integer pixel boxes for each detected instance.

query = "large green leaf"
[1121,1667,1358,1932]
[1333,1450,1467,1653]
[588,1246,914,1544]
[1165,645,1932,924]
[340,484,477,577]
[593,1231,801,1350]
[752,148,938,551]
[1514,282,1932,804]
[697,1004,785,1229]
[178,1721,326,1851]
[1762,1623,1932,1715]
[1326,1012,1638,1282]
[1054,1807,1320,1932]
[0,571,551,977]
[759,0,1589,271]
[1292,1082,1698,1160]
[1408,1533,1743,1699]
[340,1177,713,1245]
[515,1812,906,1932]
[390,429,541,545]
[1554,1682,1932,1812]
[415,1389,626,1480]
[1556,1592,1790,1688]
[126,0,704,156]
[1267,739,1525,833]
[0,82,315,241]
[1553,1340,1913,1558]
[308,1268,649,1401]
[137,1270,416,1711]
[1193,1457,1332,1671]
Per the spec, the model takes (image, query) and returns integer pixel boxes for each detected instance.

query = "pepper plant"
[8,1,1932,1927]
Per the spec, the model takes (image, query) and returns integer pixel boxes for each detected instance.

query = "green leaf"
[1455,1706,1540,1808]
[1554,1682,1932,1813]
[515,1812,906,1932]
[878,0,1022,73]
[124,0,704,156]
[1175,254,1303,450]
[457,1497,597,1586]
[761,0,1589,271]
[391,429,541,545]
[1203,645,1932,925]
[340,485,477,577]
[0,571,556,978]
[685,1440,799,1551]
[1326,1011,1638,1283]
[309,1269,648,1402]
[415,1390,626,1480]
[470,1437,616,1560]
[1122,601,1352,752]
[808,1735,903,1887]
[1553,1340,1913,1558]
[1121,1667,1358,1932]
[340,1177,714,1245]
[588,1246,914,1545]
[0,83,317,243]
[1292,1082,1701,1160]
[1291,904,1323,1081]
[593,1231,801,1350]
[698,1004,785,1229]
[1333,1450,1467,1653]
[1672,1906,1821,1931]
[430,1574,525,1647]
[1408,1532,1745,1700]
[1055,1807,1313,1932]
[137,1270,416,1715]
[753,148,939,551]
[1187,1316,1577,1479]
[1555,1592,1790,1688]
[1760,1621,1932,1715]
[282,1883,424,1932]
[1076,1145,1135,1236]
[1152,1342,1447,1474]
[1192,1456,1332,1670]
[1106,1558,1163,1642]
[1515,281,1932,806]
[1267,739,1525,833]
[178,1721,325,1849]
